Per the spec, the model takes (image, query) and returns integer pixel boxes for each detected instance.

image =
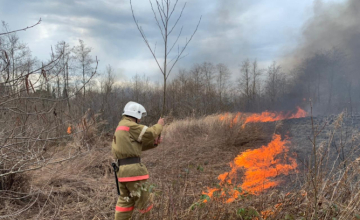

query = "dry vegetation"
[1,112,359,220]
[1,8,360,219]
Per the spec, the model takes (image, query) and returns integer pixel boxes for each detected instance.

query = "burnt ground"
[238,114,360,169]
[281,115,360,169]
[247,114,360,192]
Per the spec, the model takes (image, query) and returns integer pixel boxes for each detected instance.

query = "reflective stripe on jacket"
[111,116,163,182]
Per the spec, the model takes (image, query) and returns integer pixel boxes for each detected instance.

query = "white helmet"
[122,101,147,119]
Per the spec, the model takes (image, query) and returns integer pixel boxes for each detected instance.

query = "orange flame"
[219,107,307,127]
[261,202,283,219]
[67,126,72,134]
[202,134,297,203]
[261,209,275,219]
[205,108,304,203]
[219,113,229,121]
[235,134,297,193]
[230,112,242,128]
[242,107,306,127]
[202,188,219,203]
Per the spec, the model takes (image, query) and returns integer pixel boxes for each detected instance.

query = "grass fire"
[202,109,303,204]
[203,134,297,203]
[2,0,360,220]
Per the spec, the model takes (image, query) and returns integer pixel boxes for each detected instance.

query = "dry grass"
[1,113,360,219]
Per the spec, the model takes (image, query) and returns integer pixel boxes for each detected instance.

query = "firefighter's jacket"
[111,116,163,182]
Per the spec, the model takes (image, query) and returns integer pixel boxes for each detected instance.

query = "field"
[1,110,360,220]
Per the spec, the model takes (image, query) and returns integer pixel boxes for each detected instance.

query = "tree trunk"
[66,62,71,111]
[83,64,85,114]
[162,71,166,116]
[162,7,168,117]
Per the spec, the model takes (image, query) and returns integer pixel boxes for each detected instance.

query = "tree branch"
[167,26,183,56]
[169,0,180,20]
[130,0,165,75]
[0,18,41,36]
[167,15,202,78]
[156,0,167,28]
[149,0,165,41]
[168,2,186,36]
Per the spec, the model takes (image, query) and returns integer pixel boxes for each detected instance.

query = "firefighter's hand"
[157,117,165,126]
[154,136,163,145]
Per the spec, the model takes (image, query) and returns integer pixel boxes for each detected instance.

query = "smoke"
[284,0,360,114]
[296,0,360,67]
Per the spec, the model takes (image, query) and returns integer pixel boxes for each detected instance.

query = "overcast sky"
[0,0,346,82]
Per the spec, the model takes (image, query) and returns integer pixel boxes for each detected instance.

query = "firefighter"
[112,101,164,220]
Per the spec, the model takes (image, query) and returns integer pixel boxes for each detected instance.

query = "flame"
[261,209,275,219]
[261,203,283,219]
[204,108,304,203]
[67,126,72,134]
[202,134,297,203]
[242,107,306,127]
[219,112,242,128]
[202,188,219,203]
[219,107,307,127]
[235,134,297,193]
[230,112,242,128]
[219,113,229,121]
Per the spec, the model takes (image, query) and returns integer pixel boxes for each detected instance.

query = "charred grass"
[1,113,360,219]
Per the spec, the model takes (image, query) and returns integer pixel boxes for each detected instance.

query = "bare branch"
[2,46,64,85]
[149,0,165,41]
[130,0,165,75]
[156,0,167,28]
[0,151,84,177]
[0,191,40,218]
[167,52,188,78]
[0,18,41,36]
[0,57,98,108]
[169,0,180,19]
[167,15,202,78]
[167,26,183,56]
[160,0,166,17]
[168,2,186,36]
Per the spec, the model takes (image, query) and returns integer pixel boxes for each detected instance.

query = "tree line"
[1,21,358,184]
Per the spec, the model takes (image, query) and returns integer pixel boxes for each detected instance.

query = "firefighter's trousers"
[114,180,153,220]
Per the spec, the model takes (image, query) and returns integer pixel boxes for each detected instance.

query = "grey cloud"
[0,0,323,80]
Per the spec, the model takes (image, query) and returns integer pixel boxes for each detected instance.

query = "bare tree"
[74,39,95,114]
[199,62,214,113]
[216,63,231,107]
[101,65,115,101]
[251,60,261,99]
[100,65,115,124]
[202,62,215,93]
[250,60,262,111]
[1,22,32,91]
[59,41,73,103]
[238,59,251,110]
[132,74,141,102]
[265,61,282,107]
[0,23,99,182]
[130,0,201,115]
[189,64,204,114]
